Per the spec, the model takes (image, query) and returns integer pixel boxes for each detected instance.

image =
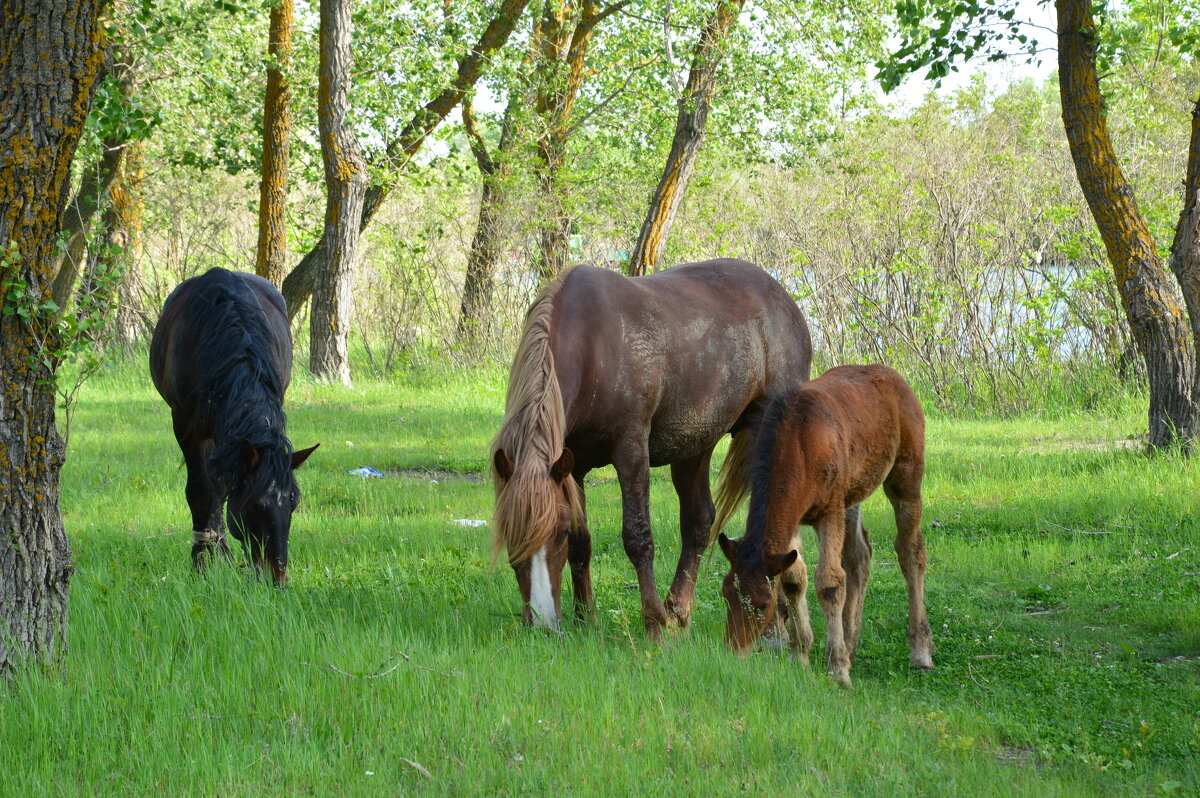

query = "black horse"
[150,268,317,584]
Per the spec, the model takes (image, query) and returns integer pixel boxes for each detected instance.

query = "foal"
[714,364,933,687]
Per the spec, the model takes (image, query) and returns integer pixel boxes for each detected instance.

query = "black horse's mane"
[189,269,294,508]
[739,389,798,568]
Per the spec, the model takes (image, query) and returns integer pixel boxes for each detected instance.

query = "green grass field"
[3,356,1198,796]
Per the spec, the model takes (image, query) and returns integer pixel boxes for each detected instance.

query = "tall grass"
[2,354,1197,795]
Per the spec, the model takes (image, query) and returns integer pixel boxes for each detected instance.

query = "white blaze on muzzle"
[528,546,560,629]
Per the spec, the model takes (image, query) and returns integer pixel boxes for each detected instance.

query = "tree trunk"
[87,138,146,349]
[1167,95,1200,438]
[458,96,522,340]
[532,0,600,282]
[628,0,744,276]
[281,0,531,320]
[309,0,367,386]
[255,0,294,288]
[1056,0,1195,446]
[49,137,121,312]
[0,0,105,677]
[114,138,147,347]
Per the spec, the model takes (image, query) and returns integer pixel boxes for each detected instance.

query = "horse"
[490,258,812,637]
[149,268,318,584]
[713,364,933,687]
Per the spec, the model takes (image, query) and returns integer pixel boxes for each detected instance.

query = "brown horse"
[150,268,317,584]
[491,259,812,637]
[713,364,933,687]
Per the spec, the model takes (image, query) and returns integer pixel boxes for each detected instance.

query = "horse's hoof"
[910,652,934,671]
[830,670,853,689]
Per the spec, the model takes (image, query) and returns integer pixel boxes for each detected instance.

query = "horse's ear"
[240,440,262,471]
[493,448,515,480]
[291,444,319,470]
[765,549,799,577]
[718,532,737,562]
[549,448,574,484]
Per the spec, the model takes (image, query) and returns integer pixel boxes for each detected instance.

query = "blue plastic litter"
[348,466,384,478]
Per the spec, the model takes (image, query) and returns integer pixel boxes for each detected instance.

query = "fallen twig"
[301,652,410,680]
[401,757,432,779]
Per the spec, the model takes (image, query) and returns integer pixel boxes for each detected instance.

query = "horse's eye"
[755,602,769,613]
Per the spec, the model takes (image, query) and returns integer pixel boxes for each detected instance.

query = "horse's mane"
[709,391,792,566]
[189,269,294,505]
[490,268,584,565]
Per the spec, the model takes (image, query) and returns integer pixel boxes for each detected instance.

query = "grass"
[3,354,1198,796]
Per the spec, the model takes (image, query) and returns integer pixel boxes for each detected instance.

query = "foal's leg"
[614,439,669,638]
[174,414,226,570]
[568,479,595,622]
[778,532,814,667]
[664,447,716,629]
[841,505,873,662]
[884,477,934,671]
[813,508,852,687]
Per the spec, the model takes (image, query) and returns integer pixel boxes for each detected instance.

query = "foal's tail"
[708,428,756,547]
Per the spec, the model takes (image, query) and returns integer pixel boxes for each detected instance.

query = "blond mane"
[490,269,584,565]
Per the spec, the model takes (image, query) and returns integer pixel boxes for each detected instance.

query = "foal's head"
[717,532,797,653]
[224,441,318,585]
[492,446,579,629]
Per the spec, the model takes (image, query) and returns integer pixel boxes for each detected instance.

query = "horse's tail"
[708,426,756,547]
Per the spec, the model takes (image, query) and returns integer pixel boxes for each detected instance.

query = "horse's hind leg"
[568,480,595,622]
[884,475,934,671]
[813,509,852,687]
[841,505,873,662]
[614,439,669,638]
[778,533,814,667]
[664,448,716,630]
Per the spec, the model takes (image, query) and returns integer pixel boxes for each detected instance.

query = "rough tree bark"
[309,0,367,385]
[1057,0,1195,446]
[255,0,294,287]
[628,0,745,276]
[1167,95,1200,434]
[0,0,105,677]
[281,0,531,320]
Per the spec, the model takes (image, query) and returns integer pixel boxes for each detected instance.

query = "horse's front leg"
[568,478,595,622]
[778,531,814,667]
[174,415,226,571]
[664,447,716,630]
[614,440,669,638]
[813,508,852,687]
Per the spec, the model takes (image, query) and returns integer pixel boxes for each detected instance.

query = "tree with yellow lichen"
[0,0,106,676]
[256,0,295,288]
[628,0,745,277]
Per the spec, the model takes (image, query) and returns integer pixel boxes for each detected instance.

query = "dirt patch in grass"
[1027,434,1144,453]
[392,467,486,484]
[995,746,1039,768]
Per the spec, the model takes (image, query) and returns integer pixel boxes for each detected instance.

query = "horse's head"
[717,532,797,653]
[492,446,578,630]
[225,442,319,585]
